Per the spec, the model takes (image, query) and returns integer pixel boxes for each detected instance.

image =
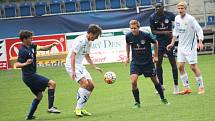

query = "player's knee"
[36,93,43,100]
[171,64,177,70]
[131,79,137,88]
[178,65,184,72]
[87,81,94,91]
[151,76,159,85]
[48,80,56,88]
[156,62,162,67]
[80,79,89,88]
[190,64,197,72]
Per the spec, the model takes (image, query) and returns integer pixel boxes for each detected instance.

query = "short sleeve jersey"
[17,44,37,77]
[126,31,156,65]
[65,34,91,68]
[150,11,175,47]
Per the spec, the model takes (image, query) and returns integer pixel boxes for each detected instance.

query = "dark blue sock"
[132,88,140,104]
[172,67,178,85]
[156,65,163,85]
[48,89,55,109]
[27,99,40,118]
[154,83,164,99]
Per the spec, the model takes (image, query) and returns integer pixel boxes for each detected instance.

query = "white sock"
[76,88,91,109]
[195,76,204,88]
[174,85,179,92]
[180,73,190,88]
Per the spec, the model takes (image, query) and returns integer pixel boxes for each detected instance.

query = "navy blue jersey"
[126,31,156,65]
[150,11,175,47]
[17,44,37,77]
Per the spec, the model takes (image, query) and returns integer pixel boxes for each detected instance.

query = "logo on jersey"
[176,22,180,26]
[140,40,145,45]
[164,19,169,23]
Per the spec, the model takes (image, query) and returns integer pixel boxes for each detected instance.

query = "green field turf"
[0,55,215,121]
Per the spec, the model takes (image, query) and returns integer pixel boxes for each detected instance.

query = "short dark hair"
[87,24,102,36]
[19,30,33,41]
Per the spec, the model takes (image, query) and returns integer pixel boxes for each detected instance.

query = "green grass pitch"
[0,55,215,121]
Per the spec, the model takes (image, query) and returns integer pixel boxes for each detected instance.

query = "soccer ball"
[104,71,117,84]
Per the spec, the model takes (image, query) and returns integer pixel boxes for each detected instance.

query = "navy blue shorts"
[130,63,156,77]
[158,46,175,59]
[23,73,49,96]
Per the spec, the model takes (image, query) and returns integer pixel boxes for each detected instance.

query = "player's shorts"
[177,50,197,64]
[23,73,49,96]
[130,62,156,77]
[158,46,175,58]
[65,65,92,82]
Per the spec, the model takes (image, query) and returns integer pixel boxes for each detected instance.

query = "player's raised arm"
[37,42,58,51]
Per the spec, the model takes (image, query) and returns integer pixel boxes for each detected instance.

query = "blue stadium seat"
[19,2,32,16]
[110,0,121,9]
[64,0,76,12]
[95,0,106,10]
[80,0,91,11]
[49,0,62,14]
[125,0,137,8]
[4,3,17,18]
[34,1,47,16]
[140,0,152,6]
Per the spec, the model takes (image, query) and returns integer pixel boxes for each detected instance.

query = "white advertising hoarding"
[66,27,152,64]
[66,29,128,64]
[0,39,8,70]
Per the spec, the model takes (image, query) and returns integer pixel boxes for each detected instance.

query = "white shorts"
[177,50,198,64]
[65,65,92,82]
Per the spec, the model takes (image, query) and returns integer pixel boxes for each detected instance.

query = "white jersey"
[65,34,91,68]
[173,13,204,53]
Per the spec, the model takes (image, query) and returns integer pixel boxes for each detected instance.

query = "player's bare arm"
[167,36,177,51]
[153,41,158,63]
[15,59,33,68]
[198,39,204,51]
[151,29,172,36]
[71,51,76,80]
[85,53,103,73]
[37,42,59,51]
[124,43,130,65]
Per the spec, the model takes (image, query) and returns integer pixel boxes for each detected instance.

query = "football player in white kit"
[65,24,103,116]
[167,1,205,95]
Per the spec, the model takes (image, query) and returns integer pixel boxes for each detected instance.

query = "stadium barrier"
[10,52,67,68]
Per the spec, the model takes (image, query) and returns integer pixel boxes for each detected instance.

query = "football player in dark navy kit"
[15,30,60,120]
[124,20,169,108]
[150,3,179,94]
